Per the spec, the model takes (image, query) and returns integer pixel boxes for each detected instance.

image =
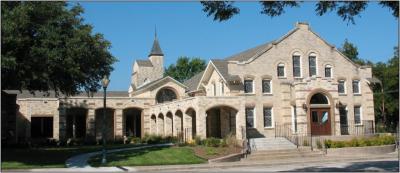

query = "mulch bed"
[192,146,242,160]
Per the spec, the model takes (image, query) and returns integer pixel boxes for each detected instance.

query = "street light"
[101,75,110,164]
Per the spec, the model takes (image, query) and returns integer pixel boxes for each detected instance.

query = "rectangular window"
[277,64,285,77]
[262,80,271,93]
[244,80,253,93]
[352,80,360,94]
[263,107,272,128]
[221,82,224,95]
[311,111,318,123]
[245,108,254,128]
[293,56,301,77]
[354,106,361,124]
[309,56,317,76]
[338,80,345,94]
[213,83,216,96]
[325,66,332,77]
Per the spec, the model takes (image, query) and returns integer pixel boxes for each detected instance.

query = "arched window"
[156,88,177,103]
[308,53,317,76]
[310,93,329,104]
[292,54,301,77]
[325,65,332,78]
[277,63,285,77]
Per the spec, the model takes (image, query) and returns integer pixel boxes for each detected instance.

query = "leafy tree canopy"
[165,57,206,83]
[339,39,373,66]
[1,1,117,96]
[201,1,398,24]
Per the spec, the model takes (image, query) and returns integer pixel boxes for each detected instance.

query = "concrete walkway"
[65,143,173,169]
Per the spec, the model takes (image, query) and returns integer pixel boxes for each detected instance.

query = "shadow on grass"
[1,144,143,169]
[281,160,399,172]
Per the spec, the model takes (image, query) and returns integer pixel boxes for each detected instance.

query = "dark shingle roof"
[183,71,204,92]
[136,60,153,67]
[225,42,273,62]
[211,59,229,80]
[4,90,129,98]
[149,38,163,56]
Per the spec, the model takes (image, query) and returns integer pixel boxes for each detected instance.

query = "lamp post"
[101,75,110,165]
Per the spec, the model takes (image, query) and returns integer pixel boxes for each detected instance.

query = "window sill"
[353,93,362,96]
[278,77,287,79]
[264,127,274,129]
[262,93,273,96]
[338,93,347,96]
[244,93,256,96]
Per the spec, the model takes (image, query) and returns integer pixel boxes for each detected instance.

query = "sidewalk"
[4,151,398,172]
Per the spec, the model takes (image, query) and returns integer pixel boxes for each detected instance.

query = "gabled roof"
[183,70,204,92]
[132,76,187,95]
[225,42,273,62]
[136,60,153,67]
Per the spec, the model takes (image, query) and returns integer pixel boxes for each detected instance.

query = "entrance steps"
[243,137,324,162]
[249,137,297,151]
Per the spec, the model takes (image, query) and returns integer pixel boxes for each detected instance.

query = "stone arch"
[175,110,184,137]
[95,107,115,141]
[122,107,143,138]
[206,105,238,138]
[165,112,173,136]
[185,107,197,139]
[65,107,88,139]
[150,114,157,135]
[155,87,179,104]
[157,113,164,136]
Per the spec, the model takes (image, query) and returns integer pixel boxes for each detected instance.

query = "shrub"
[163,136,178,144]
[203,137,221,147]
[303,139,309,146]
[222,133,237,148]
[316,140,323,149]
[142,134,163,144]
[194,135,202,145]
[130,137,141,144]
[324,135,396,148]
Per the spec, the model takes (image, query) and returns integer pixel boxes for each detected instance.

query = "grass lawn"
[88,146,207,167]
[1,144,142,169]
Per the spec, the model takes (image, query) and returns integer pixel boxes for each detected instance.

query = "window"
[263,107,272,128]
[338,80,345,94]
[245,108,254,128]
[354,106,361,124]
[277,63,285,77]
[311,111,318,123]
[309,56,317,76]
[262,80,272,94]
[352,80,360,94]
[244,80,253,93]
[325,65,332,78]
[213,82,216,96]
[220,81,224,95]
[293,55,301,77]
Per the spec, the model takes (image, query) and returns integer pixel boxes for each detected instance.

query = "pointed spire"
[149,26,163,57]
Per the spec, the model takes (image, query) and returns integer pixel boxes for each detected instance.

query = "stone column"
[53,103,60,140]
[58,106,67,142]
[115,109,123,141]
[235,102,245,140]
[86,109,95,142]
[197,107,207,139]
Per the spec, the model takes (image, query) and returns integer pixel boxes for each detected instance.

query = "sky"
[78,2,398,91]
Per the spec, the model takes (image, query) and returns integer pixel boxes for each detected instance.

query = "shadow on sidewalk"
[281,160,399,172]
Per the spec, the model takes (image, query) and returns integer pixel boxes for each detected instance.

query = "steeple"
[149,27,163,57]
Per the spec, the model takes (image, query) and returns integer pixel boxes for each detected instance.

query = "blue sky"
[79,2,398,91]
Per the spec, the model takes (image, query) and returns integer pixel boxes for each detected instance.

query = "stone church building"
[4,22,377,143]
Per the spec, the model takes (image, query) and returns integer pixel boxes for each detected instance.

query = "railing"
[176,128,192,143]
[241,126,250,158]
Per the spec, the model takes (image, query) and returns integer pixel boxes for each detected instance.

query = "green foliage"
[205,147,218,155]
[324,135,396,148]
[164,56,206,83]
[201,1,398,24]
[303,139,309,146]
[194,135,203,145]
[203,137,221,147]
[316,140,323,149]
[222,133,237,148]
[130,137,142,144]
[142,134,163,144]
[1,2,116,95]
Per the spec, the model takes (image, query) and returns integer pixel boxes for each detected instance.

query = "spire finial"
[154,25,157,39]
[149,25,163,57]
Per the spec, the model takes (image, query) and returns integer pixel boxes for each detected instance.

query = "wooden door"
[310,108,331,135]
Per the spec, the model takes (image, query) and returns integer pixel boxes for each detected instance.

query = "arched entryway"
[150,114,157,134]
[185,108,196,139]
[165,112,173,136]
[175,110,183,137]
[95,108,115,141]
[157,113,164,136]
[66,107,87,139]
[123,108,143,138]
[308,93,332,136]
[206,106,237,138]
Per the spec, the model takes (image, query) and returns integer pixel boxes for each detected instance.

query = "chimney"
[295,22,310,30]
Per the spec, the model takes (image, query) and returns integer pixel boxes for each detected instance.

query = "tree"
[164,57,206,83]
[201,1,398,24]
[339,39,372,65]
[1,2,117,96]
[372,47,399,132]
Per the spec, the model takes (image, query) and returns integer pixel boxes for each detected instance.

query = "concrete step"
[242,152,324,162]
[249,137,297,151]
